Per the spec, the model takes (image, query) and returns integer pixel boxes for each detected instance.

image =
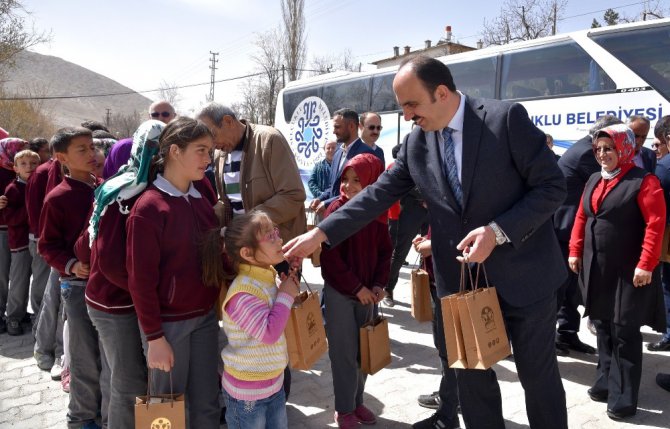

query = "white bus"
[275,18,670,197]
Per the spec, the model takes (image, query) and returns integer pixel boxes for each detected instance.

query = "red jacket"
[126,182,219,340]
[4,179,29,251]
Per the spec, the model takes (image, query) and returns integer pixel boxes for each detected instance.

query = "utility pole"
[105,108,111,127]
[208,51,219,102]
[552,1,557,35]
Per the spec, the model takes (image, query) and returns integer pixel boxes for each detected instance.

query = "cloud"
[168,0,267,18]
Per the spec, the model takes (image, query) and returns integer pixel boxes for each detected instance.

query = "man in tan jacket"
[197,103,306,245]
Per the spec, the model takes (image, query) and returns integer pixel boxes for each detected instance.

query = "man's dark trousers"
[556,240,582,341]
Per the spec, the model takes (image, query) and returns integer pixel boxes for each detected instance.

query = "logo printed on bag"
[151,417,171,429]
[487,337,500,349]
[481,306,496,332]
[307,312,317,336]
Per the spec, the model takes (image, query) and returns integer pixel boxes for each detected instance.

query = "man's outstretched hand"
[283,227,328,259]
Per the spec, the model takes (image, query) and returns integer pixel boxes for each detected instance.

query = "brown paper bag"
[411,268,433,322]
[441,291,469,369]
[284,288,328,370]
[661,227,670,263]
[135,373,185,429]
[360,310,392,375]
[311,245,322,267]
[457,265,511,369]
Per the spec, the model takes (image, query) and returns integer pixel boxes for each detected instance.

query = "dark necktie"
[441,127,463,208]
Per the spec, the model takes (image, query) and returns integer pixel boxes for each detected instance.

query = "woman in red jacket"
[568,124,666,421]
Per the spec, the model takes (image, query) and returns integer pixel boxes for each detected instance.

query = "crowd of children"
[0,115,391,429]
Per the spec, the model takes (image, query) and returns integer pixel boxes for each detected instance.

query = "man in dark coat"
[285,56,568,429]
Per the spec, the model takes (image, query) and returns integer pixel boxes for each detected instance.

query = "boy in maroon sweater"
[30,157,65,371]
[38,127,105,429]
[3,150,40,336]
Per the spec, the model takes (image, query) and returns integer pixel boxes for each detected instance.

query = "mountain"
[1,50,152,128]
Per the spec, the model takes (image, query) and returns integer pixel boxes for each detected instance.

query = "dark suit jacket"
[553,135,600,243]
[655,155,670,222]
[319,97,567,307]
[318,138,376,206]
[639,146,657,174]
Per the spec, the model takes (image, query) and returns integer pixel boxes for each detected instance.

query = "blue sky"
[22,0,659,113]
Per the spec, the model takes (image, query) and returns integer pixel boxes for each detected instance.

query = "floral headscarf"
[0,138,29,171]
[592,124,636,178]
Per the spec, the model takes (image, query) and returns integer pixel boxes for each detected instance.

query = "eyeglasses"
[594,146,614,154]
[151,111,173,118]
[260,227,281,243]
[366,125,383,131]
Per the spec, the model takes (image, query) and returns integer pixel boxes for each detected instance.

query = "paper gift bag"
[284,287,327,370]
[457,265,511,369]
[411,268,433,322]
[135,373,185,429]
[360,311,392,375]
[306,209,318,230]
[441,291,469,369]
[311,244,322,267]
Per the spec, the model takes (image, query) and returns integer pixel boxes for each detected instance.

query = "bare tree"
[108,110,142,138]
[281,0,306,81]
[481,0,567,46]
[252,28,283,124]
[0,83,56,139]
[0,1,49,74]
[309,49,358,76]
[620,0,667,22]
[157,80,181,109]
[234,78,263,124]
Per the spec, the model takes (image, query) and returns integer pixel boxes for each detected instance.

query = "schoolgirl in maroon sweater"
[320,153,392,428]
[126,117,221,428]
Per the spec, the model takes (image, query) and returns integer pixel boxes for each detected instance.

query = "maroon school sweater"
[4,179,29,251]
[126,182,219,341]
[26,159,62,238]
[38,176,98,277]
[320,198,393,298]
[76,179,216,315]
[0,168,16,230]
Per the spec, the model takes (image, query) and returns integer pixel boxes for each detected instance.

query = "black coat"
[579,168,665,331]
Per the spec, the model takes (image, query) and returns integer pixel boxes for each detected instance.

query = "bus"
[275,18,670,197]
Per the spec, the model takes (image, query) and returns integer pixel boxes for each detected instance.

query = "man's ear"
[54,152,67,164]
[436,84,450,102]
[239,246,255,264]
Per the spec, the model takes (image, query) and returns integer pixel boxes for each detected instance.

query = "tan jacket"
[215,121,306,241]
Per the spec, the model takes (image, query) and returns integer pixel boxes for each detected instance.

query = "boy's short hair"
[50,127,92,154]
[14,149,40,163]
[29,137,48,153]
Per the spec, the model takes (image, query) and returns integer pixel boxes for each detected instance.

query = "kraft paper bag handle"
[473,263,491,290]
[145,369,176,409]
[298,272,314,294]
[459,259,476,293]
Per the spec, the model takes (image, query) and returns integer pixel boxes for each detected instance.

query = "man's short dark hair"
[80,120,110,133]
[29,137,49,153]
[399,55,457,98]
[655,115,670,142]
[92,130,116,139]
[50,127,92,154]
[589,115,623,136]
[333,108,359,126]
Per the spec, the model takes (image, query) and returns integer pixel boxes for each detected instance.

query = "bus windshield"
[590,24,670,102]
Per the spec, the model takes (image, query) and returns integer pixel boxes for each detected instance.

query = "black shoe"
[412,413,460,429]
[417,392,440,409]
[555,342,570,356]
[647,337,670,352]
[220,406,226,424]
[0,318,6,334]
[656,373,670,392]
[556,334,596,354]
[7,319,23,336]
[606,407,636,421]
[21,312,33,325]
[587,387,608,403]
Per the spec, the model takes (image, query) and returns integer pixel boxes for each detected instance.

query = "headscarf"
[338,153,387,224]
[87,120,165,245]
[0,138,28,171]
[592,124,636,179]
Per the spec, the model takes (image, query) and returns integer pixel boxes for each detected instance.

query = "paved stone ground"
[1,258,669,428]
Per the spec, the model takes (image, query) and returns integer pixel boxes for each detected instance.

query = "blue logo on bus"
[288,96,331,170]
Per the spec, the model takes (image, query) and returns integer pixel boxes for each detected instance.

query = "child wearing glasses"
[126,117,221,428]
[206,210,299,429]
[320,153,392,429]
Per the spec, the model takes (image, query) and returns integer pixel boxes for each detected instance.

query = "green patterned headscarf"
[87,120,165,245]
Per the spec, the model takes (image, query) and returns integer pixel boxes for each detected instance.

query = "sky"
[20,0,661,116]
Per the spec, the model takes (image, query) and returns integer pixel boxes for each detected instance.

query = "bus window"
[500,40,615,100]
[283,87,321,122]
[590,25,670,102]
[448,57,497,99]
[371,73,399,113]
[321,78,371,114]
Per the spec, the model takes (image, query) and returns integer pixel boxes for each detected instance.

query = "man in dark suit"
[285,56,568,429]
[310,108,378,213]
[627,115,656,173]
[553,115,622,356]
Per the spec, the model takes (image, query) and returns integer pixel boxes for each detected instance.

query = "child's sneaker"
[50,357,63,381]
[6,319,23,336]
[354,404,377,425]
[61,367,70,393]
[335,411,360,429]
[34,352,54,371]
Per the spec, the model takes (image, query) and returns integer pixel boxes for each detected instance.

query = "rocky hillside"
[1,50,152,128]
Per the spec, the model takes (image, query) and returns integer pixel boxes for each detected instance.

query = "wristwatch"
[488,221,508,246]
